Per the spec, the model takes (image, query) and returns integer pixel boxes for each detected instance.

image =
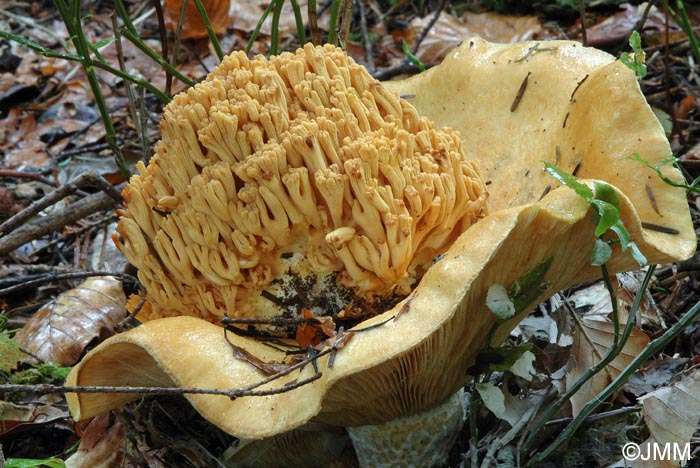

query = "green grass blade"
[113,0,139,35]
[92,56,171,104]
[0,30,80,60]
[269,0,285,55]
[120,27,194,85]
[246,0,276,54]
[192,0,224,61]
[289,0,308,44]
[328,0,342,44]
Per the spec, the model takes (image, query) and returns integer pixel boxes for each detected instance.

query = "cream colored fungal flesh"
[117,43,488,324]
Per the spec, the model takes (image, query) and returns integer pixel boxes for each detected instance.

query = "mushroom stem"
[346,389,467,467]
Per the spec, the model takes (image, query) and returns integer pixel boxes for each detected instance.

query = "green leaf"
[401,40,426,72]
[594,182,621,212]
[590,238,612,266]
[609,222,631,249]
[629,242,648,266]
[627,153,697,193]
[486,284,515,321]
[5,459,66,468]
[609,223,647,266]
[620,31,647,79]
[93,37,115,49]
[542,162,593,201]
[543,162,646,266]
[589,199,620,237]
[472,342,534,373]
[509,256,553,314]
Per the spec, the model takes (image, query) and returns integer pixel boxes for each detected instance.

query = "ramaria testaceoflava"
[116,43,488,329]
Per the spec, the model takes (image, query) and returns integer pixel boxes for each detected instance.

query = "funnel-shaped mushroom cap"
[67,39,694,440]
[117,43,487,325]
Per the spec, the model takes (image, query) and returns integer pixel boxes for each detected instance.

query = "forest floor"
[1,0,700,466]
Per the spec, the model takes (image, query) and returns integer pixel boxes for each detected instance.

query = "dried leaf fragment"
[565,315,649,416]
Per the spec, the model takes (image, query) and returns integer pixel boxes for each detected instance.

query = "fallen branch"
[0,182,125,255]
[0,373,322,400]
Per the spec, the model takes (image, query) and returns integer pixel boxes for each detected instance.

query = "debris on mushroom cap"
[116,43,488,326]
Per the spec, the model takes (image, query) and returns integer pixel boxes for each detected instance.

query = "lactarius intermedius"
[67,40,695,466]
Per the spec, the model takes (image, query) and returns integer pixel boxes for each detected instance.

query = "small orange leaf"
[295,309,322,349]
[163,0,230,39]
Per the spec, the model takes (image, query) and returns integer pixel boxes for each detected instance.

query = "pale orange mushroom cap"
[116,43,488,325]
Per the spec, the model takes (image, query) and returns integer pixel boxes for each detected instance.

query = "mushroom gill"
[116,43,488,327]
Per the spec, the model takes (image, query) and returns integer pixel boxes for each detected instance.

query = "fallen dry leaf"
[611,370,700,467]
[624,357,690,397]
[0,109,51,169]
[584,2,678,47]
[0,400,69,437]
[227,337,289,376]
[565,315,649,416]
[641,369,700,450]
[14,276,127,365]
[409,11,541,64]
[65,413,125,468]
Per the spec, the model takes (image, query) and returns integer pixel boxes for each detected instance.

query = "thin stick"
[0,184,125,256]
[29,215,118,258]
[543,405,639,427]
[511,71,532,112]
[308,0,320,44]
[0,374,322,399]
[641,221,680,234]
[0,170,55,187]
[578,0,588,46]
[112,14,149,160]
[0,271,138,296]
[151,0,169,84]
[358,0,374,72]
[0,172,122,236]
[412,0,448,55]
[339,0,354,48]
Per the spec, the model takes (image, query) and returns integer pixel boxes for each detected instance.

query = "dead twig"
[339,0,354,49]
[0,375,323,400]
[309,0,320,44]
[0,172,122,236]
[411,0,448,55]
[0,181,126,255]
[0,169,56,187]
[543,405,640,427]
[358,0,374,72]
[561,293,615,382]
[577,0,588,46]
[0,270,138,296]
